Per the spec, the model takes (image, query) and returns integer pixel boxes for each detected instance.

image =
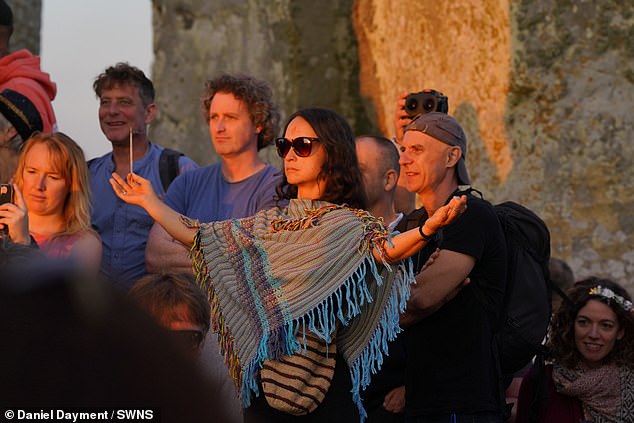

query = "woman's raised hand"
[109,172,196,247]
[109,172,158,209]
[423,195,468,235]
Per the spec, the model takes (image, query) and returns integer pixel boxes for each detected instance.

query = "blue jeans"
[405,412,504,423]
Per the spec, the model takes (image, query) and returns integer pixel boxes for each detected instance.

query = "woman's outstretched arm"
[374,195,467,263]
[110,173,196,247]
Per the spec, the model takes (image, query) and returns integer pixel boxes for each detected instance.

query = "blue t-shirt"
[164,162,282,221]
[88,143,198,289]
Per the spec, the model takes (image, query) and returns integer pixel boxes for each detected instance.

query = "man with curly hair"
[145,74,282,274]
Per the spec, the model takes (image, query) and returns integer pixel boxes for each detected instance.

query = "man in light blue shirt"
[88,63,197,289]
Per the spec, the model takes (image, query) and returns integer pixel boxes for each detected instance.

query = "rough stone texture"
[153,0,634,292]
[505,0,634,291]
[354,0,634,292]
[354,0,513,183]
[151,0,374,168]
[6,0,41,54]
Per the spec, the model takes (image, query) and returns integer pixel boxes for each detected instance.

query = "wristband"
[418,224,434,241]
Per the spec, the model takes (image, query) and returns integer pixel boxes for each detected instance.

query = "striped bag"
[260,330,336,415]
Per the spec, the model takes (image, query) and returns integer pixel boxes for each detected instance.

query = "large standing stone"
[354,0,634,291]
[151,0,373,168]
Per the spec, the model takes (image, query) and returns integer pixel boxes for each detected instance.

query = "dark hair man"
[88,62,198,289]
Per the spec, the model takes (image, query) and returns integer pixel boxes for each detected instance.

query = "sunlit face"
[574,299,624,368]
[21,143,69,218]
[98,83,154,144]
[208,92,260,158]
[283,117,327,200]
[399,130,455,196]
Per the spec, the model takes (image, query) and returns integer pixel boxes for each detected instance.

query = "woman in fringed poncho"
[110,107,467,422]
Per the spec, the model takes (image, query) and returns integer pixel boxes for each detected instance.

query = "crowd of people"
[1,1,633,423]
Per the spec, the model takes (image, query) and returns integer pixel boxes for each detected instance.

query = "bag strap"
[158,148,184,192]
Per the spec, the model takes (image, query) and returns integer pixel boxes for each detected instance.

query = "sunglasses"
[170,329,204,351]
[275,137,319,158]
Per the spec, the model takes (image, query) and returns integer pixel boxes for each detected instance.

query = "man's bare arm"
[400,249,475,327]
[145,222,194,274]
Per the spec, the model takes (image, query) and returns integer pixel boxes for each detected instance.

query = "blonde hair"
[14,132,94,237]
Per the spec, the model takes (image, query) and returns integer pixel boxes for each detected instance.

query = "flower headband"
[588,285,633,312]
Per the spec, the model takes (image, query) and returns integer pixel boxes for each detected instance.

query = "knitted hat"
[0,0,12,26]
[405,111,471,185]
[0,88,43,140]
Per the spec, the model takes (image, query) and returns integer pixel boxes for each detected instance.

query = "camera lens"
[423,97,437,112]
[405,98,418,112]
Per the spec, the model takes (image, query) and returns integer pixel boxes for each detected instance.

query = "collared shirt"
[88,143,198,289]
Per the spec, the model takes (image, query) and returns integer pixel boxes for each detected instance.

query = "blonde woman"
[0,132,101,269]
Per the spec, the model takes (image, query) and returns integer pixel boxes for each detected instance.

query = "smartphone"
[0,184,13,236]
[0,183,13,205]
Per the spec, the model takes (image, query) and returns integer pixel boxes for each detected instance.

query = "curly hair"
[276,107,367,210]
[14,132,94,238]
[547,276,634,369]
[200,74,280,151]
[93,62,155,106]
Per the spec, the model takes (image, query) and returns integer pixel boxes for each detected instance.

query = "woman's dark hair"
[548,276,634,369]
[276,107,367,210]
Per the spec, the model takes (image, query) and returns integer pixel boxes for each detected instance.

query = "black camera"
[404,89,448,116]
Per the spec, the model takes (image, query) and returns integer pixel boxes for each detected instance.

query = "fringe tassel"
[349,259,413,422]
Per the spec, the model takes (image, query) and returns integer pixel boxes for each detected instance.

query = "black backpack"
[491,200,552,375]
[158,148,184,192]
[459,188,552,376]
[399,189,552,374]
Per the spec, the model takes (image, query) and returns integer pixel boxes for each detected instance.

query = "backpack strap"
[158,148,184,192]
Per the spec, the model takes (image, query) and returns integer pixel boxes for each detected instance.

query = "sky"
[40,0,153,160]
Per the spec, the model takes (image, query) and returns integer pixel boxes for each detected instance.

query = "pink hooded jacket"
[0,49,57,132]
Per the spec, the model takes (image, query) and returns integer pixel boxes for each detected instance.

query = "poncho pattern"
[188,199,414,421]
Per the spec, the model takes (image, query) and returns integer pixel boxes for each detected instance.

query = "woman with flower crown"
[516,277,634,423]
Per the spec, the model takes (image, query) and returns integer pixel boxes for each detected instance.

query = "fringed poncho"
[188,199,414,421]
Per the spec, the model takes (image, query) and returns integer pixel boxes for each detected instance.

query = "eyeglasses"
[170,329,204,351]
[275,137,319,158]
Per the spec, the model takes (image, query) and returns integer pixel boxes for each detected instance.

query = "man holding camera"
[394,94,508,422]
